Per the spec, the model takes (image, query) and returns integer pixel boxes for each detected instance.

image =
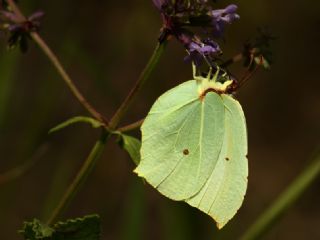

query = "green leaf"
[20,219,54,240]
[118,133,141,165]
[20,214,100,240]
[49,116,103,134]
[134,74,248,228]
[53,214,100,240]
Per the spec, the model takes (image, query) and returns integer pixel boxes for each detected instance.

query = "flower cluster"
[152,0,240,66]
[0,3,44,52]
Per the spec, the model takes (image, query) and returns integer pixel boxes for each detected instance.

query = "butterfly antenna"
[212,65,220,82]
[206,66,213,80]
[192,62,197,79]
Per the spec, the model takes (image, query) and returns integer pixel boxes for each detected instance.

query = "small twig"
[117,118,144,133]
[108,41,167,129]
[6,0,108,125]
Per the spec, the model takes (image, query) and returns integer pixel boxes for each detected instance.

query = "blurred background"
[0,0,319,239]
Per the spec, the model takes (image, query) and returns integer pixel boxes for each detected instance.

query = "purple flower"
[210,4,240,37]
[152,0,168,10]
[184,40,221,66]
[0,9,44,52]
[0,10,20,22]
[151,0,240,66]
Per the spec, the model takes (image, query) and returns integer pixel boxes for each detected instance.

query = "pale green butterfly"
[134,64,248,229]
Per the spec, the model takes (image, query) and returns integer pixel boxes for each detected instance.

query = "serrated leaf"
[53,214,100,240]
[134,76,248,228]
[19,219,54,240]
[19,214,100,240]
[118,133,141,165]
[49,116,103,134]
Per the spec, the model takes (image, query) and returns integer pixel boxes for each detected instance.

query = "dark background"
[0,0,319,239]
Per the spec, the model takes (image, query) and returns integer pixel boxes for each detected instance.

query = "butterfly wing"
[134,80,225,201]
[186,94,248,228]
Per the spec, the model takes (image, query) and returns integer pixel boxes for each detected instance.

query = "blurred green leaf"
[53,214,100,240]
[49,116,103,134]
[118,133,141,165]
[19,219,54,240]
[20,214,101,240]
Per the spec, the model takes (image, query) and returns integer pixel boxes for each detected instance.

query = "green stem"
[117,118,144,133]
[240,153,320,240]
[109,41,167,129]
[46,131,109,225]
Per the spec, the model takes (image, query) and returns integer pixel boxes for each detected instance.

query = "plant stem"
[44,40,166,223]
[240,153,320,240]
[45,39,166,223]
[109,41,167,129]
[117,118,144,133]
[7,0,168,224]
[7,0,107,124]
[46,131,109,225]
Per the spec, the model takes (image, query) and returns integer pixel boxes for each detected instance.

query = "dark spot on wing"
[225,157,230,161]
[183,149,189,155]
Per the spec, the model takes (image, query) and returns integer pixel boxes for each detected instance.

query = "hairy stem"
[46,131,109,225]
[7,0,107,124]
[109,41,167,129]
[240,153,320,240]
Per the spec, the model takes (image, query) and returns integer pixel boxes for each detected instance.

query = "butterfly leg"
[211,65,220,82]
